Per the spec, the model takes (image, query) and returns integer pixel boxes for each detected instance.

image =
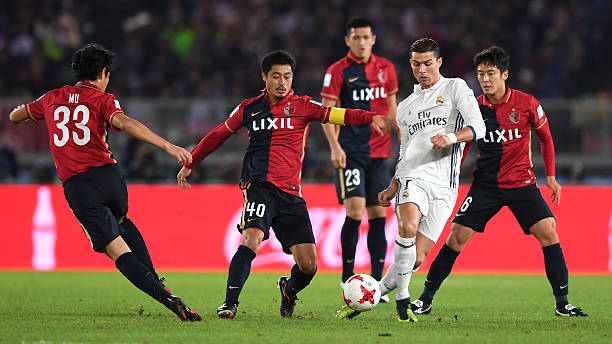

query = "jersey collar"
[346,50,376,65]
[413,75,446,93]
[75,81,101,91]
[263,89,295,106]
[482,86,512,108]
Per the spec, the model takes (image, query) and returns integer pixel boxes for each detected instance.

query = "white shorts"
[395,177,458,242]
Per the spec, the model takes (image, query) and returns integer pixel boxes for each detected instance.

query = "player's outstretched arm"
[372,115,392,136]
[9,104,29,124]
[320,98,346,168]
[111,113,192,165]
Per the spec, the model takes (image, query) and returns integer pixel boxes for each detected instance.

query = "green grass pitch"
[1,271,610,343]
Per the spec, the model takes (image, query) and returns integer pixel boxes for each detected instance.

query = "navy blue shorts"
[452,184,554,234]
[332,157,390,206]
[237,181,315,254]
[63,163,128,253]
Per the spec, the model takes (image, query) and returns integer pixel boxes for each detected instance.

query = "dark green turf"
[1,272,609,343]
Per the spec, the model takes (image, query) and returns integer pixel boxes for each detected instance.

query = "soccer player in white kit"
[337,38,485,321]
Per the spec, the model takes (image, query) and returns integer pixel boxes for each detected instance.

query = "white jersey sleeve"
[451,79,485,140]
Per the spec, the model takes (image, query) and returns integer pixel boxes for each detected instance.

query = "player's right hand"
[331,144,346,168]
[372,115,392,136]
[378,179,399,207]
[177,166,192,190]
[166,145,193,165]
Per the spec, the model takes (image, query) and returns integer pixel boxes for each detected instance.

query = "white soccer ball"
[342,274,381,312]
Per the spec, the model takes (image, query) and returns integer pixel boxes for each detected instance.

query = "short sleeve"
[25,91,53,122]
[224,103,244,133]
[320,64,344,101]
[385,62,399,95]
[102,94,125,130]
[529,96,548,129]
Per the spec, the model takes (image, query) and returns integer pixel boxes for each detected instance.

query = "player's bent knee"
[447,224,474,251]
[398,220,418,238]
[300,262,317,275]
[241,227,264,253]
[530,217,558,246]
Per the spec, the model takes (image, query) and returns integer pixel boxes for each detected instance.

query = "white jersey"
[395,76,485,188]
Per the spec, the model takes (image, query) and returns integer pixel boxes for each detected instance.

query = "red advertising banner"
[1,184,610,274]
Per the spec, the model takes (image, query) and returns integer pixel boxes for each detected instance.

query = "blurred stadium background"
[1,0,611,185]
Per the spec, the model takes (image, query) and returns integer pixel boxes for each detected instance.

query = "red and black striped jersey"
[26,81,121,182]
[321,51,398,158]
[187,90,376,197]
[467,87,555,188]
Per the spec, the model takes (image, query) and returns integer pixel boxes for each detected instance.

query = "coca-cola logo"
[224,205,399,269]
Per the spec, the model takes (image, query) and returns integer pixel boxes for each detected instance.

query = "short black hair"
[473,46,510,73]
[410,38,440,59]
[260,50,296,75]
[346,17,374,36]
[71,43,114,81]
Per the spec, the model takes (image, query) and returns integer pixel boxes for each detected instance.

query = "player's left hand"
[372,115,392,136]
[430,134,451,150]
[177,166,192,190]
[546,176,561,204]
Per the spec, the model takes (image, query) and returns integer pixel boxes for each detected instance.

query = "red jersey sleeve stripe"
[534,117,548,130]
[25,104,38,123]
[320,92,339,100]
[107,110,124,129]
[224,121,236,133]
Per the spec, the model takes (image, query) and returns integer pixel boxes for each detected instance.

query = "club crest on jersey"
[509,112,520,123]
[436,96,445,105]
[284,106,294,116]
[377,71,386,83]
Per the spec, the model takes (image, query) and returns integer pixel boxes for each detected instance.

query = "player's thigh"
[452,184,503,233]
[364,158,391,207]
[272,195,315,255]
[333,158,367,204]
[395,178,428,235]
[506,185,554,235]
[417,187,457,244]
[237,182,277,241]
[63,174,124,253]
[103,164,129,219]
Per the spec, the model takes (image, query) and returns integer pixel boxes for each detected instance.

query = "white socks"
[379,263,396,296]
[394,234,416,300]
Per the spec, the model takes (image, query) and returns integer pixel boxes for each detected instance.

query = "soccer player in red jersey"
[410,46,588,317]
[320,17,398,295]
[9,43,202,321]
[176,50,391,319]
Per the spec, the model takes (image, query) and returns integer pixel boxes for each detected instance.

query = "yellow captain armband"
[329,107,346,125]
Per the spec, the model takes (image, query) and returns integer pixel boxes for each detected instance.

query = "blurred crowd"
[0,0,611,184]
